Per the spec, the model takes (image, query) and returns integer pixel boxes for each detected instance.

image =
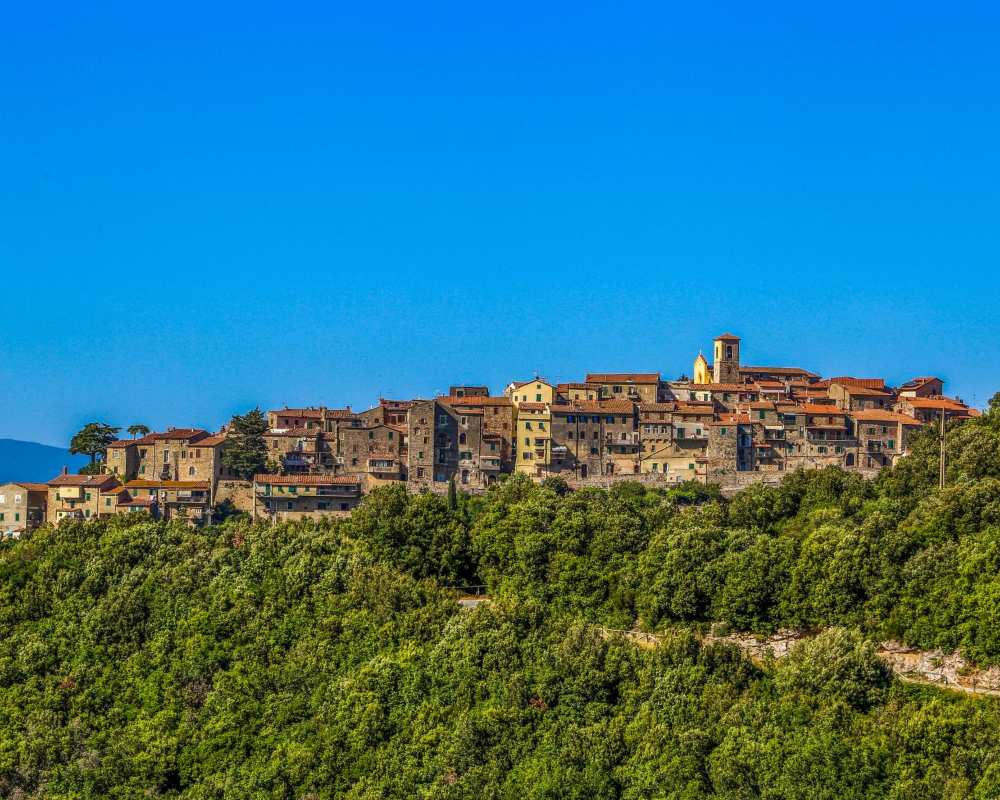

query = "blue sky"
[2,2,998,446]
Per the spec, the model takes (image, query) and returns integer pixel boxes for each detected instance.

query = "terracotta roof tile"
[253,474,362,486]
[48,474,121,488]
[9,482,49,492]
[125,480,211,490]
[849,410,923,424]
[585,372,660,383]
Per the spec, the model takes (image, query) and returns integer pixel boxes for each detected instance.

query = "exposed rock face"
[603,625,1000,697]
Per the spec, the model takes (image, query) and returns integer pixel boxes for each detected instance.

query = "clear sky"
[2,2,999,446]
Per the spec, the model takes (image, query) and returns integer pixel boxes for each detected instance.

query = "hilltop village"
[0,333,980,535]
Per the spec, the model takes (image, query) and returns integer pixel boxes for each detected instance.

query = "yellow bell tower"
[693,352,710,384]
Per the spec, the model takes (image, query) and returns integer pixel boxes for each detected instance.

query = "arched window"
[459,432,467,444]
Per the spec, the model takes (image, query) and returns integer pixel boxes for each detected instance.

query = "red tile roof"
[253,474,362,486]
[829,377,887,390]
[585,372,660,383]
[9,482,49,492]
[440,395,512,408]
[850,410,922,424]
[125,480,211,490]
[739,366,820,378]
[48,474,121,488]
[715,333,741,341]
[270,407,355,419]
[517,403,548,411]
[802,404,846,415]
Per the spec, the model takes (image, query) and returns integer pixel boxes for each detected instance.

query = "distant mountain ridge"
[0,439,90,484]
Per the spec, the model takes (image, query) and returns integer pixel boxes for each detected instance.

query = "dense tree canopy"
[221,407,269,479]
[69,421,121,465]
[3,401,1000,797]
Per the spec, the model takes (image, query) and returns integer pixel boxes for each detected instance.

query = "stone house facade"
[0,482,47,537]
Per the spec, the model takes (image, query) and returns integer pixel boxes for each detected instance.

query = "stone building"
[549,400,638,478]
[406,399,460,489]
[449,386,489,399]
[897,376,944,398]
[712,334,742,384]
[850,409,923,469]
[452,408,502,487]
[440,395,515,472]
[107,429,231,487]
[46,473,122,524]
[584,373,665,405]
[555,383,599,403]
[263,426,325,473]
[828,380,894,411]
[0,482,47,537]
[706,412,752,482]
[121,480,213,524]
[341,422,407,487]
[253,474,363,520]
[895,396,978,423]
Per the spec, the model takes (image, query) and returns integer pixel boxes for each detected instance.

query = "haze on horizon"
[2,1,998,448]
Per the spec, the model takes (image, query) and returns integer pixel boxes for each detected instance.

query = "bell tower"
[713,333,741,384]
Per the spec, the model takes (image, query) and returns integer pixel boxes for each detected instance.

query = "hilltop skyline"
[2,2,999,446]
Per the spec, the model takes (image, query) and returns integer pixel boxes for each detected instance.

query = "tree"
[69,422,120,465]
[221,408,269,480]
[127,424,151,438]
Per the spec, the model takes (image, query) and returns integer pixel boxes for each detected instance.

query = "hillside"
[0,438,89,483]
[2,400,1000,797]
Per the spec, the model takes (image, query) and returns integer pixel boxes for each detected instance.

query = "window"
[721,427,728,435]
[351,458,358,466]
[568,431,574,439]
[14,513,19,522]
[525,422,532,430]
[567,415,575,423]
[535,394,542,402]
[759,410,766,420]
[188,466,195,476]
[591,416,599,423]
[105,498,112,507]
[606,415,614,423]
[523,452,533,460]
[676,427,685,438]
[538,422,545,430]
[417,467,424,478]
[287,502,293,510]
[341,503,348,511]
[524,437,530,445]
[163,451,170,462]
[888,439,895,450]
[318,502,328,510]
[459,433,467,444]
[0,513,3,522]
[85,492,91,501]
[651,463,658,472]
[590,447,598,455]
[388,431,393,440]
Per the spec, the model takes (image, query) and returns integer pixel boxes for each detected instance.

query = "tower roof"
[715,332,741,341]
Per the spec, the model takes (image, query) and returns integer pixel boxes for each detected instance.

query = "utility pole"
[939,406,946,489]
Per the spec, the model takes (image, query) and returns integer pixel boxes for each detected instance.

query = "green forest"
[3,399,1000,798]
